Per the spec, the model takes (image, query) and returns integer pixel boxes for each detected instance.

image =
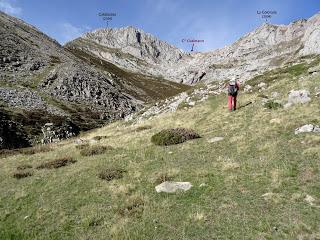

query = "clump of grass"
[17,164,32,171]
[98,168,126,181]
[151,128,201,146]
[118,197,144,217]
[92,136,108,141]
[154,173,174,184]
[19,145,52,155]
[264,100,283,110]
[257,94,269,99]
[79,145,113,156]
[13,171,33,179]
[36,157,76,169]
[135,125,152,132]
[75,143,89,150]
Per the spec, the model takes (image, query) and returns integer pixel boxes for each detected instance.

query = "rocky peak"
[82,26,183,64]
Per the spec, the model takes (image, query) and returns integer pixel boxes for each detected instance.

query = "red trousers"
[228,95,237,111]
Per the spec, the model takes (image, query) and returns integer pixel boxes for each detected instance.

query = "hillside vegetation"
[0,60,319,239]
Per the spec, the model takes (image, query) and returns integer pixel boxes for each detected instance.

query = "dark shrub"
[13,171,33,179]
[92,136,108,141]
[264,100,283,110]
[98,168,125,181]
[154,173,174,184]
[36,157,76,169]
[151,128,201,146]
[17,164,32,170]
[80,145,113,156]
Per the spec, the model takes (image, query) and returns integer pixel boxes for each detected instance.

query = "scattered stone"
[208,137,224,143]
[41,121,79,144]
[295,124,320,134]
[284,90,311,108]
[271,92,279,98]
[304,194,316,206]
[244,85,252,92]
[257,82,267,88]
[199,183,207,187]
[155,181,192,193]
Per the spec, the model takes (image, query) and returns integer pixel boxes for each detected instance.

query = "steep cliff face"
[0,11,140,120]
[67,12,320,84]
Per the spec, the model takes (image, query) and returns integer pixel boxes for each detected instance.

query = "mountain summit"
[67,12,320,84]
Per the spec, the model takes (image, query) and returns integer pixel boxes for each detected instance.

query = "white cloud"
[59,23,91,44]
[0,0,22,16]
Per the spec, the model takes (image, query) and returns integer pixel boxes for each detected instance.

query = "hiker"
[227,78,240,111]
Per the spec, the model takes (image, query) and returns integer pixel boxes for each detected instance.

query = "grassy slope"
[0,63,320,239]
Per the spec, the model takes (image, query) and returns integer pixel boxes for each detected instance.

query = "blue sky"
[1,0,319,52]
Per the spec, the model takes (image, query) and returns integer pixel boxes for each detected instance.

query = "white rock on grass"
[155,181,192,193]
[295,124,320,134]
[208,137,224,143]
[244,85,252,92]
[304,194,316,206]
[284,90,311,108]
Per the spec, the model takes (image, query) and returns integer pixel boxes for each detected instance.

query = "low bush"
[92,136,108,141]
[13,171,33,179]
[151,128,201,146]
[264,100,283,110]
[36,157,76,169]
[79,145,113,156]
[135,125,152,132]
[98,168,126,181]
[17,164,32,171]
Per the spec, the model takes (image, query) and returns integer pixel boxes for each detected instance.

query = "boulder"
[155,181,192,193]
[284,90,311,108]
[295,124,320,134]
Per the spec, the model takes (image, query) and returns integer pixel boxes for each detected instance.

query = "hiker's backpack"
[228,82,238,96]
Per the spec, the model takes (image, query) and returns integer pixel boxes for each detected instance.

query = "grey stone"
[285,90,311,108]
[155,181,192,193]
[295,124,320,134]
[208,137,224,143]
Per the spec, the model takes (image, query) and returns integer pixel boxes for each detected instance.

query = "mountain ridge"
[66,12,320,84]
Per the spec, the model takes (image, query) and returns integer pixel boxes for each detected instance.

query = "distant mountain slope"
[0,11,190,147]
[66,12,320,84]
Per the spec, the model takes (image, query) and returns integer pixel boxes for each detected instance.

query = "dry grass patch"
[19,145,52,155]
[0,149,19,158]
[98,168,126,181]
[118,196,144,217]
[13,171,33,179]
[151,128,201,146]
[79,145,113,156]
[36,157,76,169]
[135,125,152,132]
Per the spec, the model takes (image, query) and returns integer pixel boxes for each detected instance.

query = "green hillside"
[0,59,319,239]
